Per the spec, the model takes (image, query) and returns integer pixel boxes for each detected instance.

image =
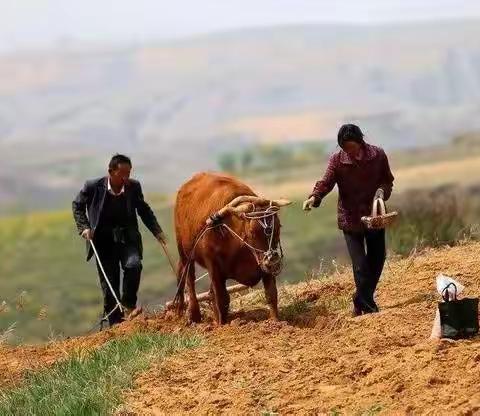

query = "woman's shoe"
[352,305,363,317]
[363,301,379,314]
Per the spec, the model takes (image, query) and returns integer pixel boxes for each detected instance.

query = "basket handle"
[372,198,386,217]
[441,282,458,302]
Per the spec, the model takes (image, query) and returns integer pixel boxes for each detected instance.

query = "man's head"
[337,124,365,159]
[108,154,132,188]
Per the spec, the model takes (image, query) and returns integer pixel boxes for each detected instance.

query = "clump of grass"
[280,298,312,321]
[235,288,265,309]
[0,301,9,314]
[320,294,351,314]
[359,404,383,416]
[0,323,16,345]
[388,185,479,256]
[0,332,201,416]
[15,291,30,312]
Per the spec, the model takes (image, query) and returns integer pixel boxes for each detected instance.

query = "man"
[303,124,394,316]
[72,154,166,326]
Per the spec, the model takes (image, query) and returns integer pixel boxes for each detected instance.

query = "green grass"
[0,332,201,416]
[280,298,312,321]
[0,204,181,344]
[388,187,480,255]
[359,404,383,416]
[329,403,383,416]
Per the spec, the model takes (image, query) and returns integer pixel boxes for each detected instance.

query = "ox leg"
[186,265,201,323]
[208,283,230,318]
[207,264,229,325]
[262,273,279,320]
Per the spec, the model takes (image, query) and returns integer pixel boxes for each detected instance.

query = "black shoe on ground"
[352,305,363,317]
[363,301,379,314]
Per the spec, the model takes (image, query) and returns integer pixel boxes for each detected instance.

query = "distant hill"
[1,19,480,211]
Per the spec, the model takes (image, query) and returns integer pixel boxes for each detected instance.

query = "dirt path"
[121,243,480,415]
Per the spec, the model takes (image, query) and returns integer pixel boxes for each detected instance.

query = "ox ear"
[270,199,292,207]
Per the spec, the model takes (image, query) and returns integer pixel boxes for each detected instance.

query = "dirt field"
[2,243,480,415]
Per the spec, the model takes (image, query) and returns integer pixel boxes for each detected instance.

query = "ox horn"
[227,195,269,208]
[206,195,267,225]
[270,198,292,207]
[218,195,268,216]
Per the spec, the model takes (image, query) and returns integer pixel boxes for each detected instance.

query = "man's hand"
[302,196,317,212]
[375,188,385,200]
[81,228,93,240]
[156,231,167,245]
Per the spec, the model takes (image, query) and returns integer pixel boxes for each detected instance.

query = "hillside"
[1,138,479,344]
[1,19,480,211]
[2,242,480,414]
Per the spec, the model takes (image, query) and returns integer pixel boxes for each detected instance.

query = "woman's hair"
[337,124,365,148]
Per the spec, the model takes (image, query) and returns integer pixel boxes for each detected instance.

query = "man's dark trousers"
[343,229,386,313]
[95,235,142,325]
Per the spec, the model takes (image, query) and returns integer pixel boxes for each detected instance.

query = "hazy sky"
[2,0,480,52]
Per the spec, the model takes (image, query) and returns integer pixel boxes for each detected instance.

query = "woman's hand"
[302,196,317,212]
[375,188,385,200]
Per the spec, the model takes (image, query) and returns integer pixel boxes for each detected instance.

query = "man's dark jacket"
[72,177,162,261]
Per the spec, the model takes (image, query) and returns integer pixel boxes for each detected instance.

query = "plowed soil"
[2,243,480,415]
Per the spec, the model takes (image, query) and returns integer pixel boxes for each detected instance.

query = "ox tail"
[172,260,190,309]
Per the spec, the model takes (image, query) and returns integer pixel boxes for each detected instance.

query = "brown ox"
[174,172,290,324]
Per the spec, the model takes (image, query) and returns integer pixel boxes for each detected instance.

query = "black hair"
[337,124,365,148]
[108,154,132,171]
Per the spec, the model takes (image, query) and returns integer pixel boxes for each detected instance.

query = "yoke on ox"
[173,172,291,324]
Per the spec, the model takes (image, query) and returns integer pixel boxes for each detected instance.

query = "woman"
[303,124,394,316]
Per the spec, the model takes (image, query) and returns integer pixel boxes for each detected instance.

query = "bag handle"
[442,282,458,302]
[372,198,386,217]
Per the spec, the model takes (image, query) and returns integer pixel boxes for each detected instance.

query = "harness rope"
[172,204,283,307]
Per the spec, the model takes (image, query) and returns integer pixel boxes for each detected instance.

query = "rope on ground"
[86,304,122,334]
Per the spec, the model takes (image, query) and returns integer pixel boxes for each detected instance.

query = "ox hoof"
[188,309,202,324]
[268,311,280,321]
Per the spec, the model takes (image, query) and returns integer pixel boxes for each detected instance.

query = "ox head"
[206,195,291,275]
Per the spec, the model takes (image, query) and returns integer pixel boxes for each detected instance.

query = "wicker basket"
[361,198,398,230]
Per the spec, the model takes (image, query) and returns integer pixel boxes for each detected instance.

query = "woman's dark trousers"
[343,229,386,313]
